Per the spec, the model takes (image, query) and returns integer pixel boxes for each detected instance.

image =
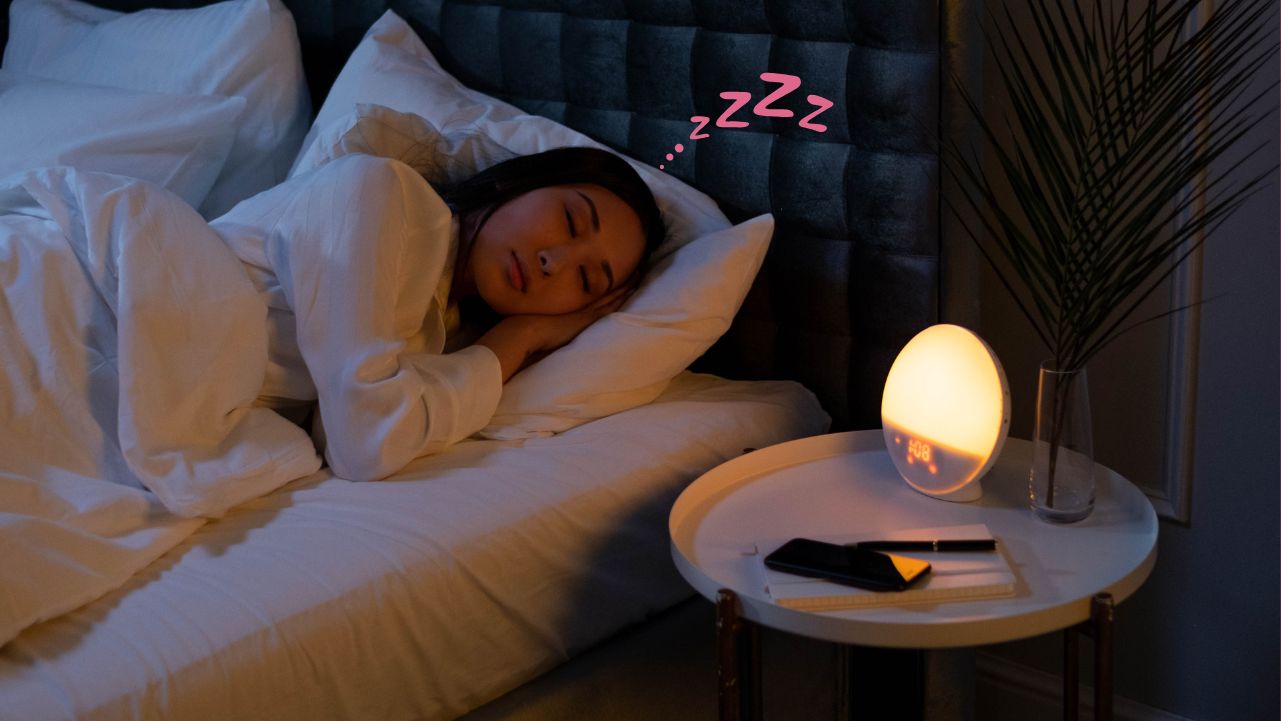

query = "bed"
[0,1,977,719]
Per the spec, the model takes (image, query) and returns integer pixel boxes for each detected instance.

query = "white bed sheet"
[0,372,828,721]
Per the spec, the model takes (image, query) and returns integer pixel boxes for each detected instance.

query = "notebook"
[754,524,1017,611]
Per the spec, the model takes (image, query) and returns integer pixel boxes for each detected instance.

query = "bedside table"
[669,430,1158,721]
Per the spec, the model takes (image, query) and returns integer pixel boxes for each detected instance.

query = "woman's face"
[463,183,647,316]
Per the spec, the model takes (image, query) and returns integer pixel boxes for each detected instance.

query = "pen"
[851,539,998,552]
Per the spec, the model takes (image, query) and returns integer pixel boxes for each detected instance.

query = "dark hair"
[439,146,666,282]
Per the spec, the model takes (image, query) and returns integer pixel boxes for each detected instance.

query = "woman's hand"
[524,280,635,353]
[474,280,636,383]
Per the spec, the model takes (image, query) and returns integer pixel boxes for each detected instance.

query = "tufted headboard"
[0,0,979,431]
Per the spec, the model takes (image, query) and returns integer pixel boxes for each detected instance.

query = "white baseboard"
[976,652,1193,721]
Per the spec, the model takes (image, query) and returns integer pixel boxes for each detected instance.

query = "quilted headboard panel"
[0,0,978,431]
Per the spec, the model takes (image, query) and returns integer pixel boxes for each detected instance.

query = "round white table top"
[669,431,1159,649]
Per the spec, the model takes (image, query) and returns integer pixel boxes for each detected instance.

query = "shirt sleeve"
[267,154,503,480]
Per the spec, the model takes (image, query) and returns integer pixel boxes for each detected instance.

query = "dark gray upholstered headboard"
[0,0,977,431]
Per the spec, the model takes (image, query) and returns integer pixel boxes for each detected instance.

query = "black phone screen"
[763,538,931,592]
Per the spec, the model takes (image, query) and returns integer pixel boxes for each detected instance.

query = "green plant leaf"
[944,0,1278,371]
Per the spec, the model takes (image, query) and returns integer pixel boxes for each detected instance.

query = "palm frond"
[945,0,1278,371]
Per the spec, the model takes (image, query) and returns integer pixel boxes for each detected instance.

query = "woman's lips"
[508,251,527,292]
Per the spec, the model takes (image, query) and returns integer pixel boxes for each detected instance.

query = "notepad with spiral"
[757,524,1017,611]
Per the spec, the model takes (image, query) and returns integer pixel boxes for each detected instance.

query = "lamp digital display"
[887,429,983,494]
[907,438,931,465]
[881,325,1010,501]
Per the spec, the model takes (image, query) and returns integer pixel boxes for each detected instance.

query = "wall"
[963,2,1280,720]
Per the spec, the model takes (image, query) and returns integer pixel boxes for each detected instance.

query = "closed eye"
[564,205,577,237]
[579,266,590,294]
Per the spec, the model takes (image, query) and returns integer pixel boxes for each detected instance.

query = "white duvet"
[0,167,323,648]
[0,372,829,721]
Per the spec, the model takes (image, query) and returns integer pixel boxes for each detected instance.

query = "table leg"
[717,589,761,721]
[746,618,763,721]
[1092,593,1115,721]
[836,645,852,720]
[717,589,743,721]
[1063,627,1079,721]
[1063,592,1116,721]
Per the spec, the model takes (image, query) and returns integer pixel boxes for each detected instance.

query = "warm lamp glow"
[881,324,1010,502]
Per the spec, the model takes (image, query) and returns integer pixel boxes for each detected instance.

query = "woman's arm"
[270,155,503,480]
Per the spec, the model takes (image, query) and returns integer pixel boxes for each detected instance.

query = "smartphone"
[764,538,931,592]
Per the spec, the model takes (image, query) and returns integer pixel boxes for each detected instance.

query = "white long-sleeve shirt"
[212,154,502,480]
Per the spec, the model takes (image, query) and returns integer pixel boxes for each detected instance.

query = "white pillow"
[488,216,774,437]
[292,103,522,193]
[297,13,774,438]
[0,70,243,209]
[3,0,310,219]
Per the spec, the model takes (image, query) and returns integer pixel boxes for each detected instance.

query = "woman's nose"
[536,248,556,276]
[537,244,588,276]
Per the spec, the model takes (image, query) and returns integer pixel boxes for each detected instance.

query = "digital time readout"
[907,438,931,463]
[893,434,938,475]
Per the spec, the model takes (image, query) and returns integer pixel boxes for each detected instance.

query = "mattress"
[0,372,828,721]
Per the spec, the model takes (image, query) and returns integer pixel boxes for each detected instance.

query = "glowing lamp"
[881,324,1010,502]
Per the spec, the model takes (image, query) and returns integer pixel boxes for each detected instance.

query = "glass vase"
[1029,361,1095,523]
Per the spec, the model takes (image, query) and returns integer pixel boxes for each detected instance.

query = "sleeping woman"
[0,147,667,641]
[211,147,665,482]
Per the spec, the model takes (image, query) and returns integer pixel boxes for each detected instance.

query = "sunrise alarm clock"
[880,324,1010,502]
